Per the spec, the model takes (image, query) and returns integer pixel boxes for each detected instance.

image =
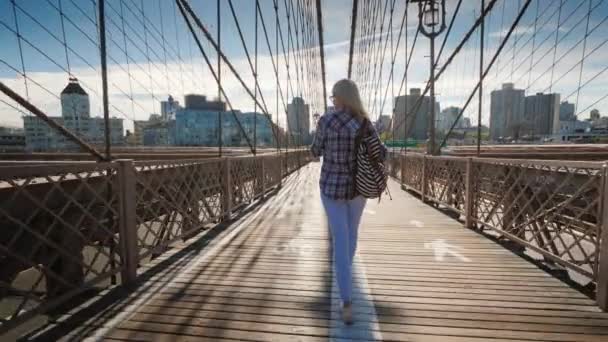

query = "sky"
[1,0,608,132]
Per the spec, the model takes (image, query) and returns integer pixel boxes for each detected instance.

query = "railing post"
[598,165,608,310]
[421,156,428,202]
[278,154,283,188]
[400,153,405,187]
[465,158,475,229]
[116,159,137,286]
[261,156,266,198]
[222,158,232,221]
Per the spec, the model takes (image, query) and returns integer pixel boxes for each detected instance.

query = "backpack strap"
[351,119,368,198]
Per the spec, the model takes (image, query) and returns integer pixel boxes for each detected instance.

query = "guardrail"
[0,150,311,333]
[387,152,608,311]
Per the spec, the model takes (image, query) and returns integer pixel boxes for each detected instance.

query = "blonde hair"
[332,79,368,120]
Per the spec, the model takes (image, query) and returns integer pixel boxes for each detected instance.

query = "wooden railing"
[388,152,608,311]
[0,150,311,333]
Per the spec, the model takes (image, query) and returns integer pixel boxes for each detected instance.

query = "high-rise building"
[132,114,164,146]
[184,94,225,111]
[287,97,311,144]
[438,106,468,132]
[143,121,174,146]
[559,101,576,121]
[132,120,149,146]
[173,95,273,147]
[241,112,274,147]
[375,115,392,134]
[524,92,560,136]
[490,83,525,140]
[160,95,180,121]
[591,109,601,121]
[0,126,25,152]
[393,88,440,141]
[23,78,123,151]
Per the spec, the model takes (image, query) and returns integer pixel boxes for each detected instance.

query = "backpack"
[353,119,388,199]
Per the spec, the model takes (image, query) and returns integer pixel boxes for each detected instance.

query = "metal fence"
[0,150,311,333]
[388,152,608,310]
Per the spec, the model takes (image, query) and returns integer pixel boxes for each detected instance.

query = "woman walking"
[310,79,386,325]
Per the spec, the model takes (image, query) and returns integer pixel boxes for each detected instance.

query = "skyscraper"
[559,101,575,121]
[393,88,440,141]
[438,106,466,132]
[287,97,310,145]
[160,95,180,121]
[490,83,525,140]
[524,92,560,136]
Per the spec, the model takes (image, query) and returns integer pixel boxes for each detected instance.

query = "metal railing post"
[261,156,266,198]
[597,164,608,310]
[222,158,232,221]
[278,154,283,188]
[421,155,428,201]
[400,153,406,187]
[116,159,137,286]
[465,158,475,229]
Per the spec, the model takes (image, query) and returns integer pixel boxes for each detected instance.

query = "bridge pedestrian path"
[27,162,608,341]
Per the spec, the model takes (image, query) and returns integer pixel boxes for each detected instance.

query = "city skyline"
[2,1,607,134]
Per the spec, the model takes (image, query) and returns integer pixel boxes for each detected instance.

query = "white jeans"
[321,193,367,303]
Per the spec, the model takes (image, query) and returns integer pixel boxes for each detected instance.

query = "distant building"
[184,94,225,111]
[559,101,575,121]
[23,78,123,151]
[490,83,525,140]
[143,121,174,146]
[557,120,590,134]
[592,116,608,130]
[132,120,148,146]
[160,95,180,121]
[132,114,164,146]
[174,108,222,146]
[173,95,273,147]
[375,115,392,134]
[524,92,560,136]
[591,109,600,121]
[287,97,311,145]
[0,127,25,152]
[438,106,469,132]
[241,112,274,147]
[393,88,440,141]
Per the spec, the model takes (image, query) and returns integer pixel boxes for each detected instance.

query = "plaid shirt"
[310,109,386,200]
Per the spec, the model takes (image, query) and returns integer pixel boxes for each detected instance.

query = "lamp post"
[412,0,446,155]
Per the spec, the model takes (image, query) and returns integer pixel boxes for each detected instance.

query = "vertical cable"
[98,0,111,160]
[10,0,29,103]
[119,0,136,122]
[140,0,157,117]
[254,0,259,154]
[217,0,222,155]
[58,0,72,76]
[549,0,564,94]
[274,0,281,152]
[477,0,485,156]
[172,0,186,101]
[510,0,522,81]
[403,2,408,154]
[575,0,593,116]
[316,0,327,113]
[286,0,291,150]
[158,0,170,96]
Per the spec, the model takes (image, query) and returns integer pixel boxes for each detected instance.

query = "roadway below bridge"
[22,162,608,341]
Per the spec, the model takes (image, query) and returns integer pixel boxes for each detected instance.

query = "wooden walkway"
[27,162,608,341]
